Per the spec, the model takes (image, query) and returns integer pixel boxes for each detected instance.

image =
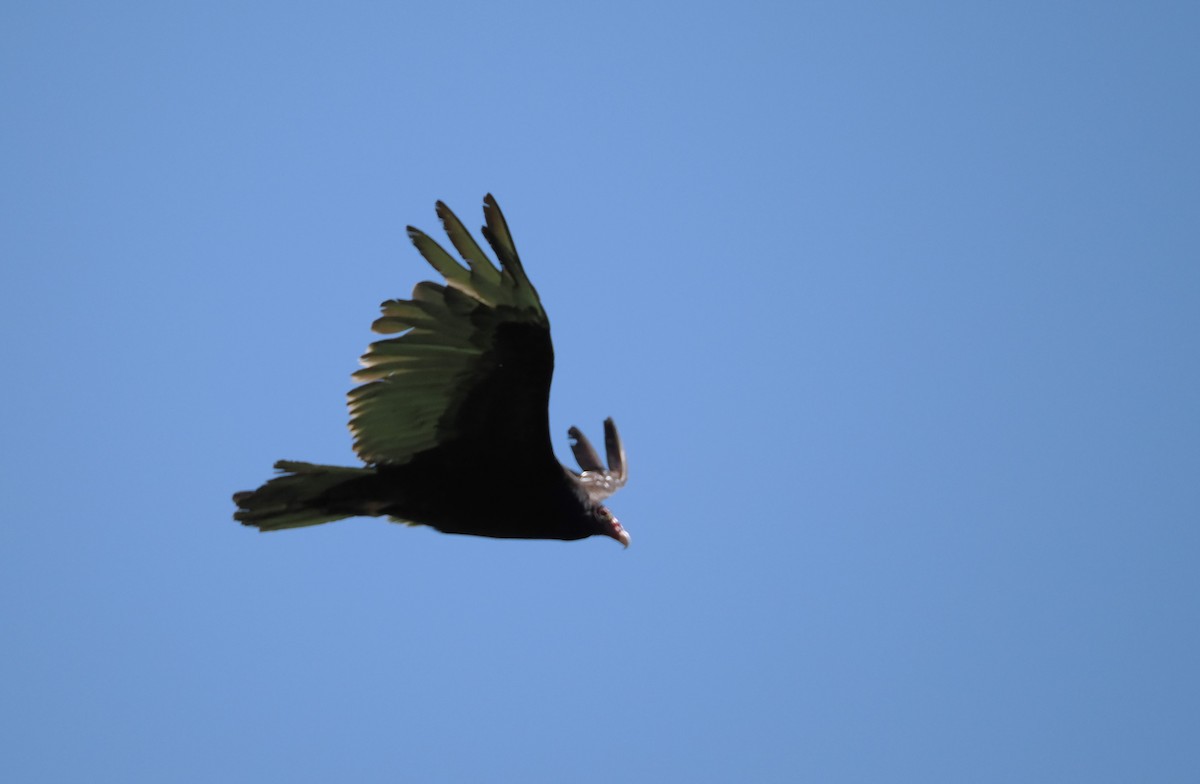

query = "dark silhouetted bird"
[232,195,630,546]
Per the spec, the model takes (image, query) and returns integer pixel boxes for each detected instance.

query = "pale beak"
[616,529,631,549]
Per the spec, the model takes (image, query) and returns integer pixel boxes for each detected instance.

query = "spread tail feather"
[233,460,374,532]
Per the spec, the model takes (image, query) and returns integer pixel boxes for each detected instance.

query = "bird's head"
[594,505,630,548]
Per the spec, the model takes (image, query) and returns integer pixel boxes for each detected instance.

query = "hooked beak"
[615,527,631,549]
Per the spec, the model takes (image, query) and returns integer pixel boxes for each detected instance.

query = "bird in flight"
[233,195,631,547]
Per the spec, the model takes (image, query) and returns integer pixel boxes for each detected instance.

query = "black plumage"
[232,195,630,546]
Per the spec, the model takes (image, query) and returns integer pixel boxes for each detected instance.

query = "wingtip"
[433,201,451,226]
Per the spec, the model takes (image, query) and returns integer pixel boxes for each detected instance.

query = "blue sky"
[2,2,1198,781]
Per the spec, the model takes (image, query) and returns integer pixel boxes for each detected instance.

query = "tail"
[233,460,375,532]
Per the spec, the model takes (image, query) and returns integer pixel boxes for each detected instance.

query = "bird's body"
[232,195,630,546]
[321,456,597,540]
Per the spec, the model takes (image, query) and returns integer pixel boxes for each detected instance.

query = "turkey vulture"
[232,195,630,547]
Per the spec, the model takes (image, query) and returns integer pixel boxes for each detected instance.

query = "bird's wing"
[349,195,551,466]
[567,418,628,502]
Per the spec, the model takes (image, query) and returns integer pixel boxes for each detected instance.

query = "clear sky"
[2,2,1198,782]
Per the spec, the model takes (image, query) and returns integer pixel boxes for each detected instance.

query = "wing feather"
[436,201,502,286]
[482,194,543,312]
[569,418,628,502]
[406,229,473,293]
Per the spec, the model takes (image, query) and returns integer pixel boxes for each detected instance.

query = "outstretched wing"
[567,418,628,502]
[348,195,551,466]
